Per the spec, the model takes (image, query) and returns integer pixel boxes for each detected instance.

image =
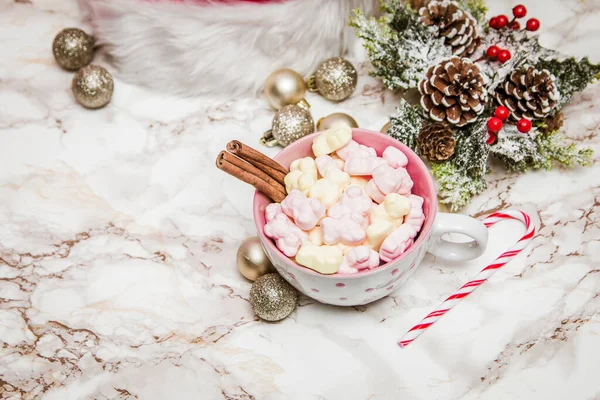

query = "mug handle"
[428,212,489,261]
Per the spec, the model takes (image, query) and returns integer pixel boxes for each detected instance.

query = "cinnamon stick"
[226,140,288,184]
[216,151,286,203]
[220,151,286,196]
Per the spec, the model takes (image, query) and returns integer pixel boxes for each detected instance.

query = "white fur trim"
[78,0,378,96]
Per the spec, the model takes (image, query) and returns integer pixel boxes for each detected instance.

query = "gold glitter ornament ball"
[264,68,307,110]
[308,57,358,102]
[236,237,275,281]
[317,112,358,131]
[250,273,298,322]
[52,28,95,71]
[270,104,315,147]
[72,65,114,109]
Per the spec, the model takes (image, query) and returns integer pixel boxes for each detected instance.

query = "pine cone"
[494,65,560,122]
[418,56,488,127]
[539,112,564,134]
[419,0,480,57]
[417,122,456,161]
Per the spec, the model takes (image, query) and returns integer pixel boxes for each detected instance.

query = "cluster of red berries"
[489,4,540,32]
[486,106,532,145]
[486,45,511,64]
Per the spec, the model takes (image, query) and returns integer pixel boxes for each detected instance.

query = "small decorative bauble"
[261,104,315,147]
[72,65,114,109]
[494,106,510,121]
[52,28,95,71]
[487,117,503,133]
[307,57,358,102]
[250,273,298,322]
[316,112,358,131]
[236,237,274,281]
[264,68,308,110]
[526,18,540,32]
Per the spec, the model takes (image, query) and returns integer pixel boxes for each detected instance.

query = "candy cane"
[398,210,535,348]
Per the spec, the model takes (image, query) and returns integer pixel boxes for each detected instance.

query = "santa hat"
[79,0,378,96]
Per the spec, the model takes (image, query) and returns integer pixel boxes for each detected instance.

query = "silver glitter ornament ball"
[72,65,114,109]
[52,28,95,71]
[309,57,358,102]
[270,104,315,147]
[250,273,298,322]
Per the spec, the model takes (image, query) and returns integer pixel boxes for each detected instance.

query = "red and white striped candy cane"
[398,210,535,348]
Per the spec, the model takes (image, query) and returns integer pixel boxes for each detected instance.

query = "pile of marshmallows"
[264,126,425,275]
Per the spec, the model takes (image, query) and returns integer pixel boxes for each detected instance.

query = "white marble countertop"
[1,1,599,399]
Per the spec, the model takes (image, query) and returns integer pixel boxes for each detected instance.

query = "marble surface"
[1,0,599,399]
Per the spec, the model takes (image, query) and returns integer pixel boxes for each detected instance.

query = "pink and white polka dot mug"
[253,129,488,306]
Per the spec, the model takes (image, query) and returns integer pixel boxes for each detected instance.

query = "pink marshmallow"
[405,195,425,233]
[315,155,340,177]
[328,185,373,219]
[321,215,366,246]
[344,156,387,176]
[264,209,308,258]
[383,146,408,168]
[365,179,386,204]
[379,224,417,262]
[281,190,326,231]
[265,203,284,222]
[347,246,380,270]
[336,140,377,161]
[372,164,413,195]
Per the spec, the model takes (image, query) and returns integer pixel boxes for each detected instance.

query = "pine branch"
[452,119,490,179]
[386,98,425,151]
[350,2,450,90]
[490,126,593,171]
[457,0,488,25]
[431,161,487,212]
[536,57,600,107]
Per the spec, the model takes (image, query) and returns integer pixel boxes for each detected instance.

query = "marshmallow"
[309,167,351,207]
[339,246,380,274]
[284,157,318,195]
[308,226,324,246]
[265,202,284,222]
[336,140,377,161]
[264,208,308,258]
[344,156,387,176]
[321,214,366,246]
[312,125,352,157]
[382,146,408,168]
[365,220,394,251]
[281,190,326,231]
[370,193,411,227]
[328,185,373,220]
[315,155,344,177]
[405,195,425,232]
[372,164,413,195]
[365,179,386,204]
[295,243,343,274]
[379,224,417,262]
[349,176,369,190]
[336,243,353,255]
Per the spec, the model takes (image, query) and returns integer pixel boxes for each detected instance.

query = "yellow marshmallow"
[308,226,324,246]
[284,157,318,195]
[296,243,343,274]
[312,125,353,157]
[365,220,394,251]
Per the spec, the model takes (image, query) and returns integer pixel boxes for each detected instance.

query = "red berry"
[512,5,527,18]
[496,15,509,28]
[486,45,500,59]
[494,106,510,121]
[487,117,503,133]
[489,17,499,29]
[517,118,533,133]
[486,132,497,145]
[509,21,521,30]
[497,49,512,63]
[526,18,540,31]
